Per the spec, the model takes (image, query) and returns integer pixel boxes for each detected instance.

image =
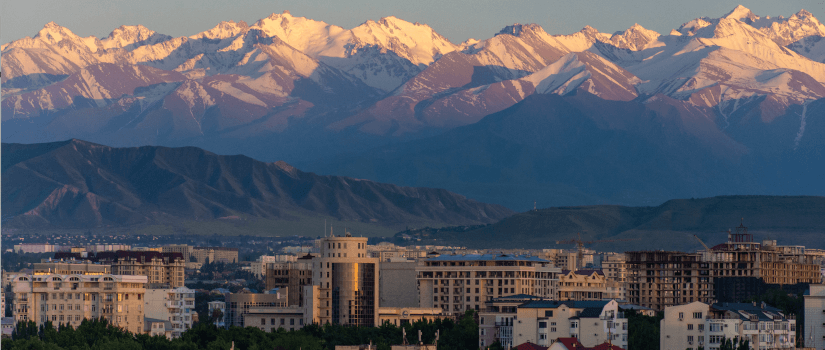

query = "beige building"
[144,286,196,338]
[661,301,796,350]
[144,318,173,339]
[225,290,289,327]
[310,234,379,326]
[265,258,313,307]
[244,305,305,332]
[54,251,186,288]
[192,247,239,264]
[629,225,823,311]
[513,299,627,349]
[601,254,627,283]
[556,270,625,301]
[417,254,560,317]
[479,294,547,348]
[805,284,825,350]
[34,261,111,275]
[11,273,147,334]
[380,260,419,308]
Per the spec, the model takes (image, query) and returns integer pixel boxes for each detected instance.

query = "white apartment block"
[417,254,560,317]
[513,299,628,349]
[144,286,195,338]
[805,284,825,350]
[11,273,147,334]
[661,301,796,350]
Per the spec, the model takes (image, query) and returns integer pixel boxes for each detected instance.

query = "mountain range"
[1,139,512,231]
[3,5,825,210]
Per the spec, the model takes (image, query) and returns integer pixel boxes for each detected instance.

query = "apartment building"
[11,273,147,334]
[265,257,313,307]
[417,254,560,317]
[144,286,196,338]
[253,255,297,277]
[557,270,624,301]
[626,251,713,311]
[660,301,796,350]
[805,284,825,350]
[54,251,186,287]
[479,294,547,348]
[192,247,239,264]
[601,254,627,283]
[513,300,628,349]
[699,223,821,285]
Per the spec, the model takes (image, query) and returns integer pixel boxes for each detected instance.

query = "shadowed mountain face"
[1,139,513,229]
[399,195,825,251]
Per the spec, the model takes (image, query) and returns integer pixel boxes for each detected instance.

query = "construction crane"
[555,232,639,270]
[693,235,711,251]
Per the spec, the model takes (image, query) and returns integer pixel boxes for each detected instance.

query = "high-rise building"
[626,251,712,311]
[310,234,379,326]
[628,223,823,311]
[417,254,560,317]
[11,273,147,334]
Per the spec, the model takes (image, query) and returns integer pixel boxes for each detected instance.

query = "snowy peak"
[101,24,171,50]
[759,8,825,46]
[607,23,660,50]
[724,5,760,24]
[522,51,638,100]
[191,20,250,40]
[678,18,713,36]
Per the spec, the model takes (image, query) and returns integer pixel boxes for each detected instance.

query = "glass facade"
[331,263,376,326]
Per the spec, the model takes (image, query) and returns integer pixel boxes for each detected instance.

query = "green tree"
[627,310,662,350]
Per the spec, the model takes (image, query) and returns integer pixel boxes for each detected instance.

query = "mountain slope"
[1,139,513,229]
[400,195,825,251]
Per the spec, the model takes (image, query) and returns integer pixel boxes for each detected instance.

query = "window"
[261,318,266,325]
[687,336,694,343]
[693,312,702,319]
[688,324,694,330]
[290,319,294,325]
[545,310,553,317]
[539,322,547,329]
[678,312,684,319]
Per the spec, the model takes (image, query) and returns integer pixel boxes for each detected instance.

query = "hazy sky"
[3,0,824,45]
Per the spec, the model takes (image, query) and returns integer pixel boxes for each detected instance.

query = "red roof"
[514,342,548,350]
[551,338,625,350]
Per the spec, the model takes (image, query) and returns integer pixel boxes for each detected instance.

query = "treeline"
[2,310,478,350]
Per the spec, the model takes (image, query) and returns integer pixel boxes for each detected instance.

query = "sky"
[3,0,824,45]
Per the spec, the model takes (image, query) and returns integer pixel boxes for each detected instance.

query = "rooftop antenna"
[324,220,327,237]
[534,201,536,211]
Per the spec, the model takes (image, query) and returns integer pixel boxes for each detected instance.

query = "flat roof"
[426,254,548,262]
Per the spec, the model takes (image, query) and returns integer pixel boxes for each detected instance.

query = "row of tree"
[2,310,479,350]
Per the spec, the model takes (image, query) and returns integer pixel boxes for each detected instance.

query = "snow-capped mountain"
[3,5,825,164]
